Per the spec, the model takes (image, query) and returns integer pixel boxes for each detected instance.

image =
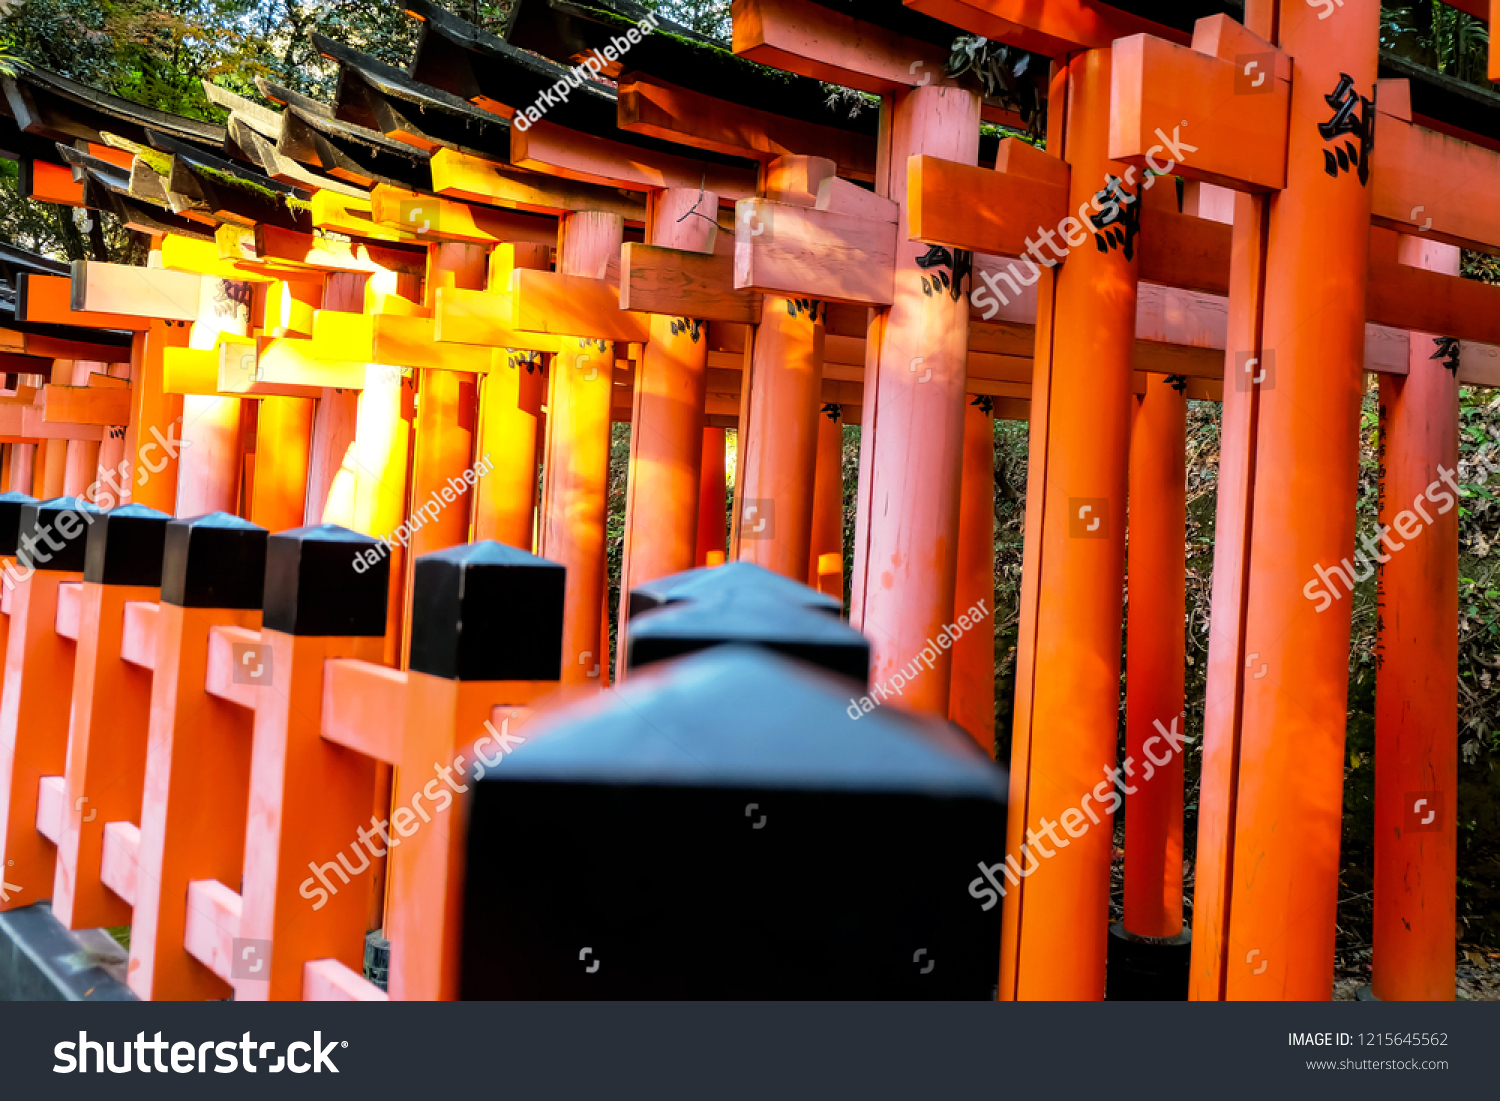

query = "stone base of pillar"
[1106,922,1191,1001]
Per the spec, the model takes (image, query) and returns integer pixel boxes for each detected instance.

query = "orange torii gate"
[733,0,1495,1001]
[0,0,1494,1005]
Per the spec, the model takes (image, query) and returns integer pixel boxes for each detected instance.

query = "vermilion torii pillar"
[1186,1,1379,999]
[949,396,996,754]
[540,211,623,687]
[850,82,980,716]
[696,426,728,567]
[1372,235,1460,1001]
[999,50,1143,1002]
[1122,374,1187,943]
[735,156,830,581]
[807,403,844,598]
[473,242,552,551]
[615,188,718,678]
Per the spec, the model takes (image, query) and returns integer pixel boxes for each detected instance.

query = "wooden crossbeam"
[1372,88,1500,254]
[261,277,323,338]
[308,192,415,243]
[157,234,277,283]
[512,118,757,200]
[734,199,895,307]
[272,97,434,192]
[162,347,222,396]
[245,225,426,277]
[70,260,201,321]
[428,147,646,223]
[372,315,500,371]
[817,176,899,221]
[1368,258,1500,346]
[730,0,959,94]
[165,156,312,232]
[18,404,103,440]
[908,151,1066,259]
[5,328,132,363]
[431,288,565,352]
[15,273,150,331]
[367,185,557,246]
[618,72,877,182]
[230,118,370,201]
[23,160,83,206]
[509,269,651,343]
[910,149,1235,297]
[41,384,131,425]
[620,243,762,324]
[219,337,368,395]
[1110,27,1290,193]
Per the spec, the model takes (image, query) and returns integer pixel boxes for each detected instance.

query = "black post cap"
[18,497,102,573]
[84,504,172,587]
[0,491,37,556]
[263,523,388,636]
[626,593,870,684]
[161,512,268,609]
[628,560,842,620]
[409,541,565,681]
[460,646,1006,999]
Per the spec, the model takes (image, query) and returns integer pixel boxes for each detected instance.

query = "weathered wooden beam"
[158,234,278,284]
[313,32,511,159]
[273,100,434,192]
[1372,87,1500,254]
[431,288,565,352]
[261,277,323,338]
[512,119,757,200]
[70,260,201,321]
[1110,28,1290,192]
[734,199,896,307]
[23,159,83,205]
[1368,258,1500,346]
[246,225,426,277]
[41,384,131,425]
[227,116,370,201]
[509,269,652,343]
[908,151,1066,259]
[730,0,959,94]
[308,191,415,243]
[162,347,222,396]
[16,273,150,331]
[618,72,877,181]
[817,176,899,221]
[428,147,646,223]
[367,185,557,246]
[620,243,762,324]
[218,338,367,396]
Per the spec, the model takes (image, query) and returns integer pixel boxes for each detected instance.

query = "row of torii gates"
[0,0,1487,999]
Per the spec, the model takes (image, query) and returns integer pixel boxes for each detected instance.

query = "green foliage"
[606,421,631,676]
[944,36,1045,137]
[1382,1,1490,83]
[639,0,731,40]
